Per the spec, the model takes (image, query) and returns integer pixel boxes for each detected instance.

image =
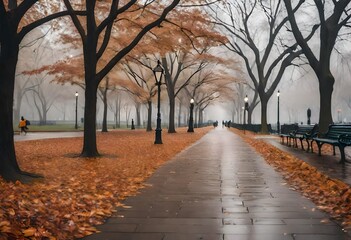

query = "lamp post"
[277,90,280,134]
[75,91,78,129]
[244,95,249,133]
[187,99,195,132]
[241,107,245,124]
[153,60,164,144]
[307,108,311,125]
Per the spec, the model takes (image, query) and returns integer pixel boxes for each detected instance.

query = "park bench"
[313,124,351,163]
[279,124,298,146]
[290,124,319,151]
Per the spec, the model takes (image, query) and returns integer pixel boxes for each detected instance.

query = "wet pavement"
[82,128,351,240]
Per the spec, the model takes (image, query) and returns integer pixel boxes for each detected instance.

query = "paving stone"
[163,233,224,240]
[81,129,351,240]
[83,233,164,240]
[224,233,294,240]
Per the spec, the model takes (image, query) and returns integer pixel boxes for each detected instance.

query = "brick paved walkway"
[83,128,351,240]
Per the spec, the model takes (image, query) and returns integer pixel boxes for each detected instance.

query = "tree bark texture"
[168,96,176,133]
[0,17,34,181]
[147,101,152,131]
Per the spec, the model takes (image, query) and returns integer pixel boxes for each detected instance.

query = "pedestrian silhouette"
[18,116,28,135]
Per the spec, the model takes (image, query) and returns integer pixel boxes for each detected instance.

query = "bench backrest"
[325,124,351,139]
[295,125,314,135]
[281,124,298,134]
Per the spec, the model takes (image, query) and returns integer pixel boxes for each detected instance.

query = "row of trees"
[0,1,184,182]
[4,0,351,182]
[206,0,351,133]
[30,8,235,130]
[1,0,238,182]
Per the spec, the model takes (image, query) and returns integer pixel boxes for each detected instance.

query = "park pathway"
[83,128,350,240]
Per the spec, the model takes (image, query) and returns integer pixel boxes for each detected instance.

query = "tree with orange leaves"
[61,1,184,156]
[0,1,87,182]
[35,6,230,136]
[138,8,229,133]
[118,57,158,131]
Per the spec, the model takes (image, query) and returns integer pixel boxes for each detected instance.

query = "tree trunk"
[42,103,47,125]
[248,108,252,124]
[135,103,141,127]
[146,100,152,131]
[101,85,108,132]
[0,22,37,182]
[198,109,203,126]
[260,96,269,134]
[168,96,176,133]
[178,101,182,127]
[0,45,22,180]
[81,81,99,157]
[194,107,198,127]
[318,73,334,133]
[115,97,121,128]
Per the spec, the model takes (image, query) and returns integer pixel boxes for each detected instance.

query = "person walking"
[18,116,28,135]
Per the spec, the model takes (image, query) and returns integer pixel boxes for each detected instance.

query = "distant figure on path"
[18,116,28,135]
[131,119,135,130]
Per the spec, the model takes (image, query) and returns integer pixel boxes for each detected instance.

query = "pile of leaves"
[233,129,351,230]
[0,127,210,239]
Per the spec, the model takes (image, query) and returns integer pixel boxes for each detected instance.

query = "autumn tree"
[207,0,311,133]
[149,11,228,132]
[59,1,182,156]
[283,0,351,133]
[0,1,84,181]
[103,8,229,133]
[118,57,158,131]
[185,62,238,124]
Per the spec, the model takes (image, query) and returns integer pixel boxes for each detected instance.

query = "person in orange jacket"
[18,116,28,135]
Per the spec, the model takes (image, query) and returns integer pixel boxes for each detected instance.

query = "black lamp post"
[75,91,78,129]
[153,60,164,144]
[244,95,249,122]
[307,108,311,125]
[244,95,249,133]
[277,90,280,134]
[187,98,195,132]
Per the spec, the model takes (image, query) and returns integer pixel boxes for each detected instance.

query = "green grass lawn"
[13,124,132,132]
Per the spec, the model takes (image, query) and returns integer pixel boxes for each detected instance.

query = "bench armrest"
[338,134,351,145]
[289,130,297,137]
[305,132,317,138]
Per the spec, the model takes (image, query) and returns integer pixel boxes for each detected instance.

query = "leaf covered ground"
[0,127,210,239]
[232,129,351,232]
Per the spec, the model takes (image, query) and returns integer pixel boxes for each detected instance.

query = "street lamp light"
[153,60,164,144]
[277,90,280,134]
[187,99,195,132]
[75,91,78,129]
